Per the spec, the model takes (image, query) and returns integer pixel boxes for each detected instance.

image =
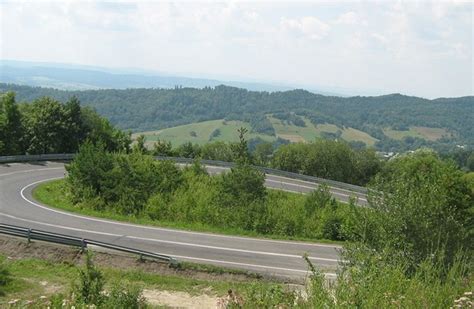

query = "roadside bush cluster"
[302,151,473,308]
[66,142,357,241]
[237,151,473,308]
[139,135,382,186]
[272,140,382,185]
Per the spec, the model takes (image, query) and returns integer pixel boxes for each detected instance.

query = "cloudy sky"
[0,0,472,98]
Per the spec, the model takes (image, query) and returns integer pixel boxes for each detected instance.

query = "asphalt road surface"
[0,162,365,280]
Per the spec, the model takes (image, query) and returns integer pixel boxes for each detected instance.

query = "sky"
[0,0,472,98]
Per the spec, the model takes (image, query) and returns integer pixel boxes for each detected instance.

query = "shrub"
[0,258,10,296]
[105,283,147,309]
[74,252,105,305]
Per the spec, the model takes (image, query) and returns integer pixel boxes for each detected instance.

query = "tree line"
[2,83,472,152]
[137,136,382,186]
[0,92,130,156]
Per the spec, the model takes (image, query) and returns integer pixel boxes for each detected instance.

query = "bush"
[74,252,105,305]
[362,151,473,269]
[0,258,10,296]
[105,283,147,309]
[71,252,147,308]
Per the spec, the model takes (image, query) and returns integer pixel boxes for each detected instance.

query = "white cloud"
[335,11,359,25]
[280,16,330,40]
[0,1,471,98]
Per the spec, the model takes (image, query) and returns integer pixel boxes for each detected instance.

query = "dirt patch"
[143,289,218,308]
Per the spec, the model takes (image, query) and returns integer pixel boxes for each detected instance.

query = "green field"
[383,126,451,141]
[135,115,379,147]
[134,120,274,147]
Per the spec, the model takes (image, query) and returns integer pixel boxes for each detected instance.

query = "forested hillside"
[1,83,472,151]
[0,92,129,155]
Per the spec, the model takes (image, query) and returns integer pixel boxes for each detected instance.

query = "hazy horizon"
[1,1,472,99]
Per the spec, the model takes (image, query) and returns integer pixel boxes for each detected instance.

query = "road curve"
[0,161,348,280]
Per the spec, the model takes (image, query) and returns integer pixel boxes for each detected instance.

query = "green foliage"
[305,247,473,308]
[0,92,23,155]
[132,134,148,154]
[216,164,267,208]
[65,145,354,241]
[200,141,235,161]
[0,258,10,296]
[253,141,273,166]
[236,283,297,308]
[0,92,130,155]
[66,141,114,205]
[272,140,382,185]
[360,151,473,268]
[231,127,251,164]
[151,138,173,156]
[104,282,147,309]
[60,253,147,308]
[67,144,183,215]
[5,83,471,152]
[75,252,105,305]
[175,141,201,158]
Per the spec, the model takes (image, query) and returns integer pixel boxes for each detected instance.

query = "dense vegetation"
[0,92,130,155]
[135,135,381,186]
[64,140,355,241]
[37,143,473,307]
[1,83,472,152]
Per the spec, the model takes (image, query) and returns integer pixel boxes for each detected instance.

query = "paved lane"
[0,162,350,280]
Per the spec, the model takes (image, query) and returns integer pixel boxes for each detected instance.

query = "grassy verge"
[0,254,284,305]
[33,179,343,245]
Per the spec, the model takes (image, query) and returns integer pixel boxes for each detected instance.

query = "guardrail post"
[27,229,31,243]
[81,239,86,252]
[170,258,178,267]
[139,253,143,261]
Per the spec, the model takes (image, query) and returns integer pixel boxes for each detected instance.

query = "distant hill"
[134,117,379,148]
[1,82,472,152]
[1,60,329,94]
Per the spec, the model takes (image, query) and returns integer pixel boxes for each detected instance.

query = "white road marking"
[17,174,342,249]
[169,254,338,278]
[17,178,339,261]
[0,211,337,271]
[126,235,338,262]
[0,211,337,277]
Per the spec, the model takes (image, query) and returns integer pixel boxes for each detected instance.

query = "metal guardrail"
[0,223,177,265]
[0,153,367,194]
[0,153,74,163]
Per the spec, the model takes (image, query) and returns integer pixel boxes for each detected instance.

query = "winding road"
[0,161,365,280]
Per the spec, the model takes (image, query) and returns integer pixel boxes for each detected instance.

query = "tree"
[66,141,114,203]
[231,127,251,164]
[356,150,473,268]
[62,96,84,152]
[132,134,148,154]
[152,139,174,156]
[200,141,234,161]
[0,92,23,155]
[76,252,105,305]
[253,142,273,166]
[217,128,266,207]
[24,97,67,154]
[80,107,131,153]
